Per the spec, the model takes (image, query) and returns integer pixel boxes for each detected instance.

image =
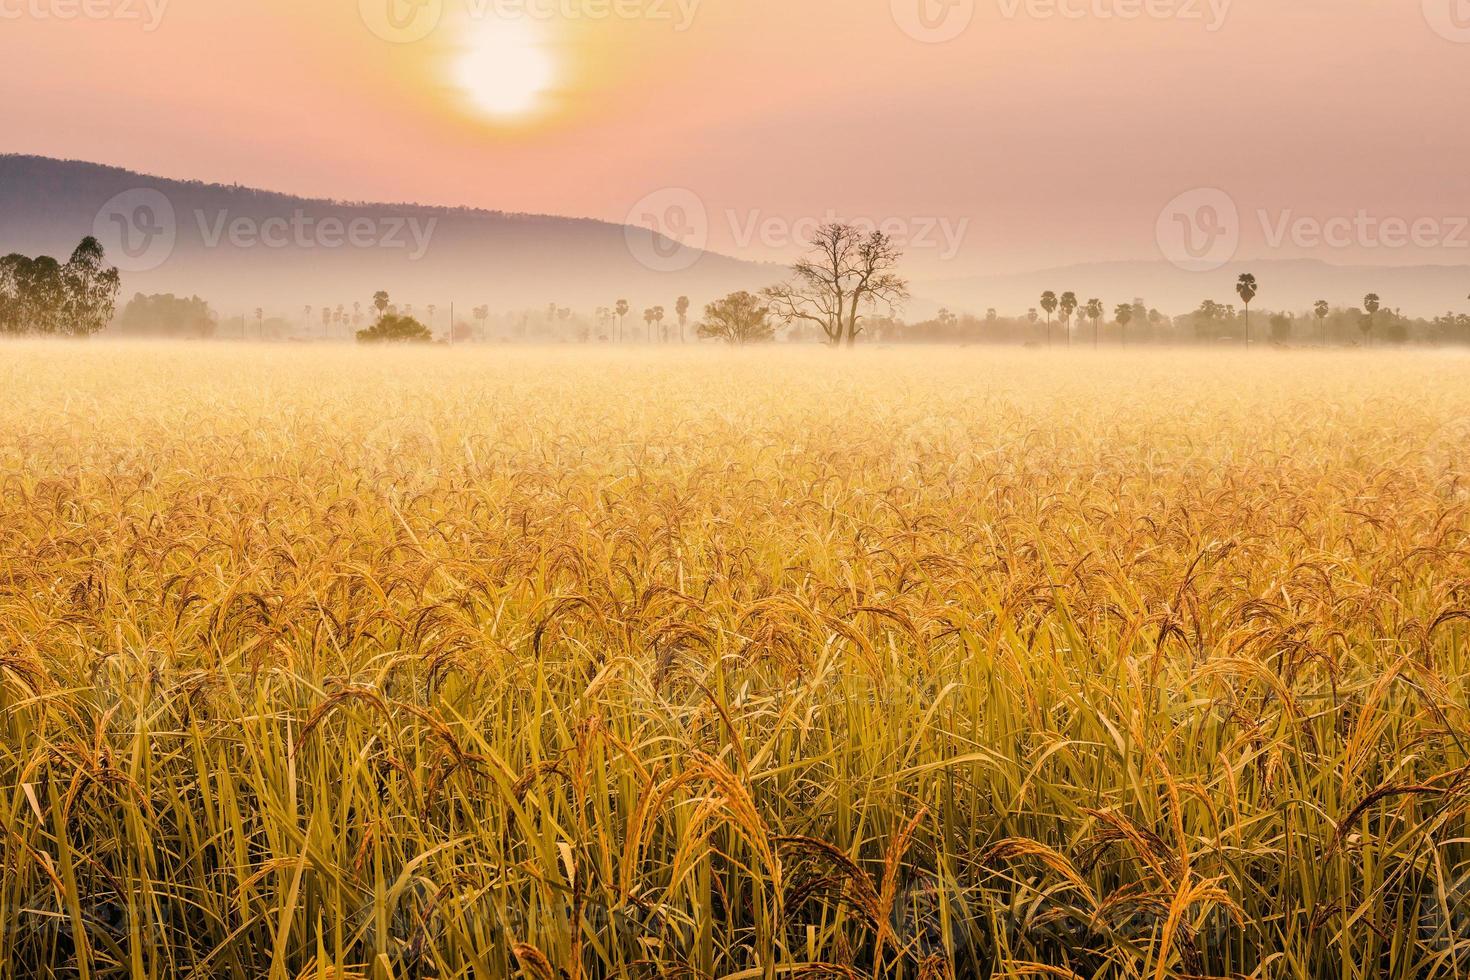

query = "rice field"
[2,342,1469,979]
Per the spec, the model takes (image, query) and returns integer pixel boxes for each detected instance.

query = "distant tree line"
[0,237,120,337]
[117,293,218,339]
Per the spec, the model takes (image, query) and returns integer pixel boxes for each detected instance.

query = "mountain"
[5,155,1465,327]
[917,259,1470,320]
[0,155,779,321]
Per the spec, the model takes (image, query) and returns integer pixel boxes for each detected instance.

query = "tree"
[373,291,391,319]
[763,223,909,348]
[1040,291,1058,346]
[675,295,690,343]
[357,314,433,344]
[117,293,217,338]
[1269,313,1292,344]
[615,299,629,343]
[652,305,666,342]
[1314,300,1330,342]
[1086,298,1104,347]
[697,291,775,345]
[1192,299,1227,341]
[1,238,119,337]
[1059,292,1078,346]
[56,237,121,337]
[1236,274,1258,347]
[1114,303,1132,347]
[1363,293,1381,346]
[0,254,64,334]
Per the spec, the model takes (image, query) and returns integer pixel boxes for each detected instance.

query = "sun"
[453,19,556,121]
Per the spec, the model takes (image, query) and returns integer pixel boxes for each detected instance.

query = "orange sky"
[4,0,1469,275]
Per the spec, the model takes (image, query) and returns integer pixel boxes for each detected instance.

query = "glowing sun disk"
[453,20,554,120]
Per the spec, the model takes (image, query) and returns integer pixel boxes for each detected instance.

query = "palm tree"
[303,305,313,336]
[1363,293,1381,346]
[1115,303,1133,347]
[642,308,655,340]
[373,292,390,321]
[321,307,331,338]
[1314,300,1330,344]
[615,299,630,343]
[652,306,666,341]
[1059,292,1078,347]
[675,296,691,343]
[1086,299,1103,347]
[1040,291,1058,346]
[1236,274,1258,347]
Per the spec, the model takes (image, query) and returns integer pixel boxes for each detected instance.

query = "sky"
[4,0,1470,276]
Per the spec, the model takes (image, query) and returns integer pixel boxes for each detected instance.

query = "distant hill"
[5,156,1465,325]
[0,155,779,320]
[917,259,1470,320]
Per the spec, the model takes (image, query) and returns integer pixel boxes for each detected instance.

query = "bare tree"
[763,223,908,348]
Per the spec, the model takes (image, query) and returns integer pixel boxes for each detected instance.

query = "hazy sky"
[5,0,1470,275]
